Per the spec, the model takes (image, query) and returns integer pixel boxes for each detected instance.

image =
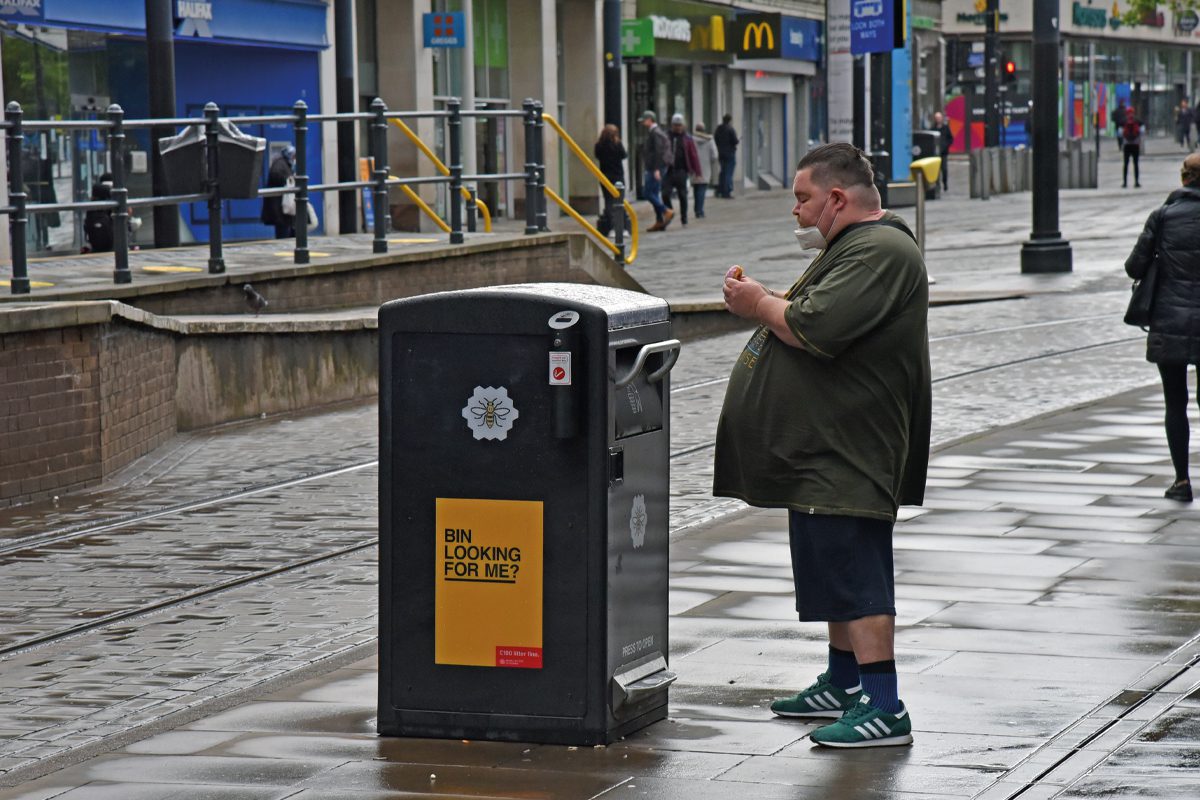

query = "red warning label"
[496,646,543,668]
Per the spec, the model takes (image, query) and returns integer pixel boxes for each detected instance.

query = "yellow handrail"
[390,118,492,232]
[541,113,638,265]
[544,186,620,258]
[399,184,451,234]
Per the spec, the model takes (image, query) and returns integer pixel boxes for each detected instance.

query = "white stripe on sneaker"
[854,725,875,739]
[863,720,885,737]
[807,696,829,711]
[821,691,839,708]
[875,720,892,735]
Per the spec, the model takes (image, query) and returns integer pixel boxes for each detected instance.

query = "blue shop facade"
[0,0,329,250]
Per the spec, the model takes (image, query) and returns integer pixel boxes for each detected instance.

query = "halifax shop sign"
[0,0,44,21]
[850,0,905,56]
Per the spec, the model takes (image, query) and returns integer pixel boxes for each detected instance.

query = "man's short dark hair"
[1183,153,1200,187]
[797,143,875,190]
[722,113,732,123]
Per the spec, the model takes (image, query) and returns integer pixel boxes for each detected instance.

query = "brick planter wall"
[0,321,175,508]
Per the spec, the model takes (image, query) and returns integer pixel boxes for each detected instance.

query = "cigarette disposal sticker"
[549,352,572,385]
[435,498,544,668]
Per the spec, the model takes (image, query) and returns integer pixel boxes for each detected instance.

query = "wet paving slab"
[4,335,1200,799]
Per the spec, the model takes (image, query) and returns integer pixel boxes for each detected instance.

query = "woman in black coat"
[593,125,627,237]
[1125,153,1200,501]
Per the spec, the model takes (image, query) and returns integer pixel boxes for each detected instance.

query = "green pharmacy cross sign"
[621,19,655,57]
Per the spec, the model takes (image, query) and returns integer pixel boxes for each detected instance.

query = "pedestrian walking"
[1124,153,1200,502]
[932,111,954,191]
[715,143,931,749]
[692,122,718,218]
[661,113,702,226]
[83,174,115,254]
[1113,100,1129,154]
[1122,108,1144,188]
[593,124,628,237]
[714,113,739,198]
[1176,100,1194,150]
[638,111,674,231]
[261,144,296,239]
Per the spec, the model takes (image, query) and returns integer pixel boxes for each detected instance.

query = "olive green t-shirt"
[712,215,932,522]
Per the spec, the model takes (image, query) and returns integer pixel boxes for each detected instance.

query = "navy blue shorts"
[787,511,896,622]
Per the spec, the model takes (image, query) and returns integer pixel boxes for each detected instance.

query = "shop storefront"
[943,0,1200,151]
[731,12,824,188]
[622,0,734,195]
[0,0,329,252]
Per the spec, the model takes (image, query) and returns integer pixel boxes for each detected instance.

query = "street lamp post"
[984,0,1000,147]
[1020,0,1072,273]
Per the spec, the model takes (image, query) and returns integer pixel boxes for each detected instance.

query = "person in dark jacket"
[260,145,296,238]
[1176,100,1194,150]
[714,114,739,198]
[84,177,114,254]
[1125,153,1200,501]
[593,124,628,237]
[1122,108,1144,189]
[932,111,953,190]
[639,111,673,231]
[1113,100,1128,153]
[661,113,703,225]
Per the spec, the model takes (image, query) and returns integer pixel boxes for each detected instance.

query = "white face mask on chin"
[794,194,839,251]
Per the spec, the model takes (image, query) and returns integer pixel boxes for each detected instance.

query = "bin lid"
[424,283,669,330]
[159,118,265,154]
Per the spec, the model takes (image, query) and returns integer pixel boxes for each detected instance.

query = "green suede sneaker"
[770,672,863,719]
[809,697,913,748]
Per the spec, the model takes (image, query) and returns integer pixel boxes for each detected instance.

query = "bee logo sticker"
[463,386,519,441]
[630,494,647,549]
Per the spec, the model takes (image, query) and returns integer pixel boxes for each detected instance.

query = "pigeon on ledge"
[243,283,268,316]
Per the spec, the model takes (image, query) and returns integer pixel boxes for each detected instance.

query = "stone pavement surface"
[2,137,1198,796]
[3,385,1198,799]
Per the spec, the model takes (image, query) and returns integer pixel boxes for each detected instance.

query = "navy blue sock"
[826,645,860,690]
[859,659,901,713]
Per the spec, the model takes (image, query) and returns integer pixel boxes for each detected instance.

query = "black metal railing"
[1,97,549,295]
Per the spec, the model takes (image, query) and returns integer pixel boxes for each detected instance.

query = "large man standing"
[715,143,931,748]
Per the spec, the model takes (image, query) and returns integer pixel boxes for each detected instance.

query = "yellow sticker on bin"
[435,498,543,669]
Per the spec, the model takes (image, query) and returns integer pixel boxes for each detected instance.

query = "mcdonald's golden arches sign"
[734,12,781,58]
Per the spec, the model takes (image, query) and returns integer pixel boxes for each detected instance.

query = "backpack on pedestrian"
[84,208,114,253]
[1123,118,1141,145]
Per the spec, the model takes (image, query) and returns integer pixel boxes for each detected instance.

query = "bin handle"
[614,339,681,388]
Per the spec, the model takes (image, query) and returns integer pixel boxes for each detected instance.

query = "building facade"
[0,0,336,253]
[942,0,1200,151]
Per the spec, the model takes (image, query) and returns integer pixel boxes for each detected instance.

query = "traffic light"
[1003,59,1017,84]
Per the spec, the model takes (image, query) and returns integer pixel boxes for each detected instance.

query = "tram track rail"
[667,329,1142,459]
[0,539,376,660]
[0,461,379,559]
[670,313,1132,396]
[0,311,1140,659]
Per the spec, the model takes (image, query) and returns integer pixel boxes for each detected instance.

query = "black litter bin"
[378,284,681,745]
[158,119,265,199]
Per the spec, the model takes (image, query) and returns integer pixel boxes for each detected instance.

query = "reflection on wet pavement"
[4,386,1200,799]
